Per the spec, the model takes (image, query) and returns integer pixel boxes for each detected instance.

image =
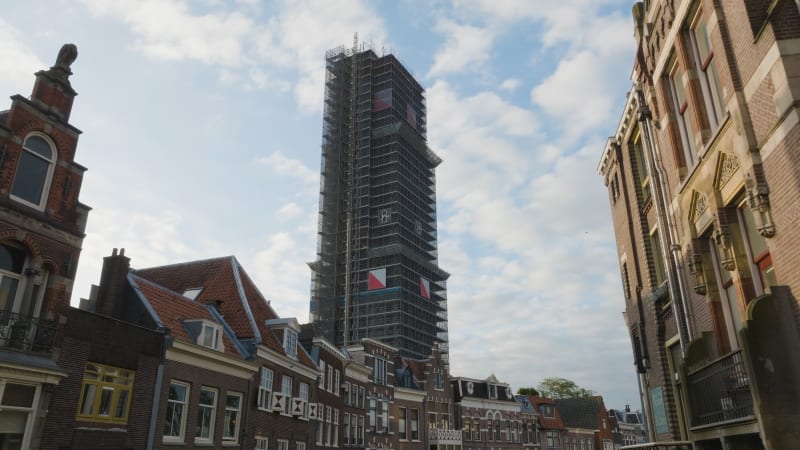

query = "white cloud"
[81,0,254,66]
[79,0,387,112]
[255,151,319,187]
[0,19,45,93]
[277,202,303,219]
[427,19,494,78]
[499,78,520,91]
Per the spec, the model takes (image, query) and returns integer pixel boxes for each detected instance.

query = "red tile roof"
[135,256,316,371]
[130,274,240,356]
[526,396,566,430]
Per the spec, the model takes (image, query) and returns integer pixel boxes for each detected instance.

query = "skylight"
[183,287,202,300]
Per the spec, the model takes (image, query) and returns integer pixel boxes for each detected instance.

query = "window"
[11,134,56,209]
[488,384,497,398]
[297,441,306,450]
[164,381,189,441]
[344,413,351,445]
[278,438,289,450]
[351,413,358,446]
[325,406,333,445]
[76,363,134,424]
[195,387,217,442]
[258,367,274,410]
[373,357,387,385]
[182,287,202,300]
[359,387,365,408]
[282,375,293,396]
[223,392,242,442]
[411,408,419,440]
[256,437,269,450]
[380,400,389,433]
[666,56,697,168]
[327,365,334,392]
[200,323,222,350]
[344,382,351,404]
[632,129,652,202]
[740,204,776,294]
[472,418,480,441]
[335,369,341,396]
[547,431,560,448]
[319,360,326,387]
[688,4,725,129]
[358,415,365,445]
[494,418,501,441]
[650,229,667,286]
[317,417,324,445]
[399,407,407,440]
[540,403,554,418]
[284,329,298,358]
[434,370,444,389]
[369,398,376,431]
[299,381,309,418]
[333,409,339,446]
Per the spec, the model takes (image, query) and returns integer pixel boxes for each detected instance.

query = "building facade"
[0,43,90,450]
[599,1,800,449]
[554,397,616,450]
[453,375,530,450]
[309,43,449,361]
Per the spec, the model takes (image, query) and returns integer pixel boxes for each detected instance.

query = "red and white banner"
[420,277,430,299]
[368,268,387,290]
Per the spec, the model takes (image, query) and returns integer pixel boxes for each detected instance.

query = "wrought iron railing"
[686,350,754,427]
[428,428,462,443]
[0,310,59,354]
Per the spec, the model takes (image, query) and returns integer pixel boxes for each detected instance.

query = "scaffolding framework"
[310,45,449,362]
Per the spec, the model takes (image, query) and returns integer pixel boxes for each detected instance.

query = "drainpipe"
[635,85,693,350]
[147,331,168,450]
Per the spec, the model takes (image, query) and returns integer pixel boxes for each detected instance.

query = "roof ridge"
[135,255,234,272]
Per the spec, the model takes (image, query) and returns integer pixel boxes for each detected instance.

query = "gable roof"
[526,396,566,430]
[555,396,606,430]
[135,256,316,371]
[129,274,240,356]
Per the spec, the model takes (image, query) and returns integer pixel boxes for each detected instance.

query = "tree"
[517,386,540,396]
[536,377,595,399]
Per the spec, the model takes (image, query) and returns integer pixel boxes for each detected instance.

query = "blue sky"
[1,0,640,408]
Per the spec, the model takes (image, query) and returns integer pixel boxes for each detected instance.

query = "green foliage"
[536,377,595,399]
[516,386,540,396]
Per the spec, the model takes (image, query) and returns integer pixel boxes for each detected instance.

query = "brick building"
[452,375,528,450]
[522,396,565,450]
[0,44,90,449]
[598,1,800,449]
[554,397,615,450]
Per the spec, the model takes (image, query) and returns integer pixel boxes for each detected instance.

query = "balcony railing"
[686,350,754,427]
[428,428,462,444]
[0,310,59,354]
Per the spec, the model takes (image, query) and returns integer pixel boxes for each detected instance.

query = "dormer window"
[200,323,222,350]
[265,317,301,359]
[488,384,497,399]
[182,287,202,300]
[284,329,298,359]
[11,134,56,210]
[185,319,224,351]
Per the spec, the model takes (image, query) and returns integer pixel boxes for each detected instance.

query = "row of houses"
[0,45,647,450]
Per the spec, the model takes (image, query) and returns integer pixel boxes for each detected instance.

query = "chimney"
[30,43,78,122]
[95,248,131,319]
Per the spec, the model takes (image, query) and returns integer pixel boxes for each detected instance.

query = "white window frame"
[10,133,56,211]
[223,391,242,443]
[333,408,339,447]
[278,438,289,450]
[335,369,341,396]
[319,360,326,388]
[256,437,269,450]
[297,441,307,450]
[373,357,387,385]
[284,329,298,359]
[195,386,217,443]
[164,380,190,443]
[258,367,274,410]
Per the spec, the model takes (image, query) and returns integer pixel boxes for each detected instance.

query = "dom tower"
[309,43,449,361]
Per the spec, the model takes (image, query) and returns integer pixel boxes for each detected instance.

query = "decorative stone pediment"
[689,190,712,232]
[714,152,740,189]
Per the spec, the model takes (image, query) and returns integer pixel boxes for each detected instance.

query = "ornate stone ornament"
[745,172,776,238]
[712,225,736,271]
[717,153,740,188]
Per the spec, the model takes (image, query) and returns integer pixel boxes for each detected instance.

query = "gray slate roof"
[555,397,605,430]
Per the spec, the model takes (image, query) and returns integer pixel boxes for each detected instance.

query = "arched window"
[11,134,56,209]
